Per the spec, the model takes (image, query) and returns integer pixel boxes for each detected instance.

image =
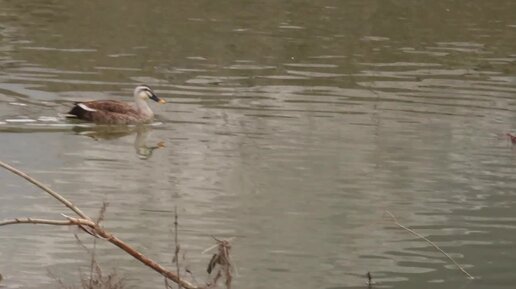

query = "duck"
[67,85,166,124]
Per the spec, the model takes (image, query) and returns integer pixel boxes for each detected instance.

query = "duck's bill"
[149,94,166,104]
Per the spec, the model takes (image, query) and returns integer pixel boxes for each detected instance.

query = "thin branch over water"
[0,160,202,289]
[0,160,90,220]
[384,210,474,279]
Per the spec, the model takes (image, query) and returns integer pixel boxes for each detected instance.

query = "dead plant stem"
[0,160,202,289]
[174,206,181,289]
[385,210,474,279]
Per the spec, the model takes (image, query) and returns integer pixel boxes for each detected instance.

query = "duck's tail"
[67,102,97,119]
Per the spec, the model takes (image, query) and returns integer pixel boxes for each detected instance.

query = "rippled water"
[1,1,516,289]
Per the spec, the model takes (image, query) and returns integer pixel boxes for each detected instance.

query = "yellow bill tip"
[159,99,166,104]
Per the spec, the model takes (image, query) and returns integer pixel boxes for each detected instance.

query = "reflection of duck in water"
[67,85,166,124]
[72,125,165,159]
[133,126,166,159]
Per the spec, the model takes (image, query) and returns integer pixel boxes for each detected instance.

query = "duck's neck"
[134,97,154,118]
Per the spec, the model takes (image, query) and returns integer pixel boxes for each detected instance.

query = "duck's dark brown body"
[68,100,153,124]
[67,85,164,124]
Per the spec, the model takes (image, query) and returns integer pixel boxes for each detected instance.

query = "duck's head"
[134,85,166,104]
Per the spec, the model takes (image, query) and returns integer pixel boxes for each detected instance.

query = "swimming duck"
[67,85,165,124]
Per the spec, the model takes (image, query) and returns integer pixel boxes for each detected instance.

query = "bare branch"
[0,160,90,220]
[0,161,203,289]
[0,217,77,227]
[384,210,474,279]
[2,215,201,289]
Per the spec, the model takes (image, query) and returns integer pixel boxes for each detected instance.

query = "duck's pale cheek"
[138,92,148,99]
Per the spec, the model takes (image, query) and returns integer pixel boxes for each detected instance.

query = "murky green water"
[1,1,516,288]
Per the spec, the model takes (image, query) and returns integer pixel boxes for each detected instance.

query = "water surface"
[1,1,516,289]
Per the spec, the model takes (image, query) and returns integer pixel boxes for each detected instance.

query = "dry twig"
[384,210,474,279]
[0,160,202,289]
[174,206,181,289]
[0,161,90,220]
